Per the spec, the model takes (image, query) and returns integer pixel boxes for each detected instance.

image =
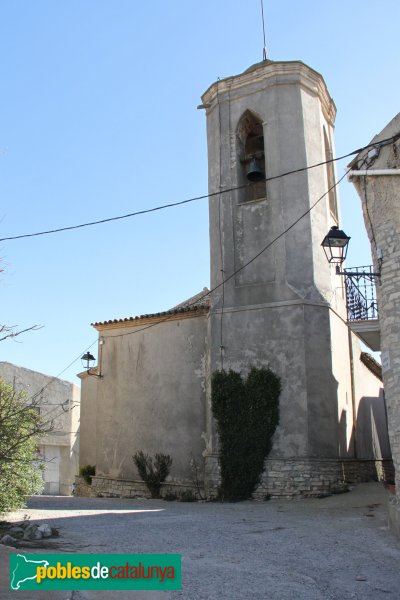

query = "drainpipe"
[98,336,105,376]
[348,169,400,178]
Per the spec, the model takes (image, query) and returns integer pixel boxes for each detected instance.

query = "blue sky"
[0,1,398,384]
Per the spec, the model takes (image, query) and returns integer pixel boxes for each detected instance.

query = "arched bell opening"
[237,111,266,202]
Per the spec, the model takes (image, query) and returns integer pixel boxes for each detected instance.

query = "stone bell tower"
[201,60,355,496]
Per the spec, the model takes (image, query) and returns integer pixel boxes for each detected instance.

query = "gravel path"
[1,483,400,599]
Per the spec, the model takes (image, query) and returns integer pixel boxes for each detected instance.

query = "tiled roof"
[169,287,211,310]
[92,288,210,327]
[360,352,383,381]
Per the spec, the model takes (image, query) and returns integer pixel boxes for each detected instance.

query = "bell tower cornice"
[201,60,336,127]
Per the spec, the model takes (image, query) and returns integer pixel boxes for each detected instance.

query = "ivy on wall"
[211,367,281,501]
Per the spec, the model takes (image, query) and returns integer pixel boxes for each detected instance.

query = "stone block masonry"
[76,458,393,500]
[75,476,204,500]
[350,117,400,536]
[255,458,394,499]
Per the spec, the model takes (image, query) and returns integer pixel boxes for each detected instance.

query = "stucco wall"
[78,373,98,468]
[199,61,390,495]
[203,62,340,312]
[352,340,389,460]
[80,312,208,484]
[203,61,354,468]
[0,361,80,495]
[329,311,354,457]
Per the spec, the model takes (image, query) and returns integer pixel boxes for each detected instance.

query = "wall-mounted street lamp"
[81,352,102,378]
[321,225,351,267]
[321,225,380,280]
[322,225,381,325]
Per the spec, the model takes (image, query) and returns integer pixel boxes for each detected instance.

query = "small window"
[237,111,266,202]
[324,128,338,221]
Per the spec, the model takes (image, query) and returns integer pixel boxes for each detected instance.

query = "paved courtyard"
[1,483,400,599]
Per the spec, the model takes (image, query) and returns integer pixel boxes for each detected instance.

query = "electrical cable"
[107,166,352,341]
[29,339,98,403]
[25,163,351,402]
[26,164,351,401]
[22,134,400,396]
[1,135,398,244]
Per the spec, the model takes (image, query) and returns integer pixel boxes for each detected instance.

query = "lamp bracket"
[335,266,381,280]
[86,370,103,379]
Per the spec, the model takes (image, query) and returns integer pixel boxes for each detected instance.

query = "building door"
[41,445,60,495]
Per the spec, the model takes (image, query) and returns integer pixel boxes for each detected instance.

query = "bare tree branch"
[0,324,43,342]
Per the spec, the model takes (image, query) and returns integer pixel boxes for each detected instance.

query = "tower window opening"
[237,111,266,202]
[324,127,338,221]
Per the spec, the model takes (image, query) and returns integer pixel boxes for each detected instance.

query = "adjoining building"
[0,361,80,495]
[78,59,392,499]
[348,113,400,533]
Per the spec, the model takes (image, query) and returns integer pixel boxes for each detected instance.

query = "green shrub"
[79,465,96,485]
[211,366,280,501]
[133,451,172,499]
[163,492,179,501]
[179,489,197,502]
[0,378,44,513]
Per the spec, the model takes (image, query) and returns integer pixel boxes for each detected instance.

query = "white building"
[0,361,80,495]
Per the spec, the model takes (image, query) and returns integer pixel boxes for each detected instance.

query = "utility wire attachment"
[260,0,268,60]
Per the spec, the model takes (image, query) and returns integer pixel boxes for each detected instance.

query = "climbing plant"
[211,366,280,501]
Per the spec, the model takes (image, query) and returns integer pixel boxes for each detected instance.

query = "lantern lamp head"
[321,225,350,265]
[81,352,96,371]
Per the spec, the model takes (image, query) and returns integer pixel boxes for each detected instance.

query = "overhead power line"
[108,167,352,341]
[27,161,349,401]
[29,339,98,403]
[24,132,399,398]
[1,135,397,244]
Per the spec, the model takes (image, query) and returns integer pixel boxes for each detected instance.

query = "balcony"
[344,265,380,351]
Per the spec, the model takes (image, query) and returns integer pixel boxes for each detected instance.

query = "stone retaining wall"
[255,458,394,499]
[76,458,394,500]
[75,476,203,499]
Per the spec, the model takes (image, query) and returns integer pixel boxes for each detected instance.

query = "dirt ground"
[1,482,400,600]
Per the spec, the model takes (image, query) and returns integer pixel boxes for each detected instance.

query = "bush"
[79,465,96,485]
[0,378,44,513]
[211,366,280,501]
[179,489,197,502]
[133,451,172,499]
[163,492,179,501]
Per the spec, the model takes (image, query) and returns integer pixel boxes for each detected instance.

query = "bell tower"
[201,60,354,496]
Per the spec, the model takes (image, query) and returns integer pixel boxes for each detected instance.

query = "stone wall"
[75,475,204,500]
[256,458,394,499]
[205,455,393,499]
[76,458,393,500]
[349,113,400,535]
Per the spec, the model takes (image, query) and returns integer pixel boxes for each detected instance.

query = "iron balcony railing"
[343,265,379,322]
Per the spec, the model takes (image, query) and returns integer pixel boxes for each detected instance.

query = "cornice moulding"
[202,61,336,126]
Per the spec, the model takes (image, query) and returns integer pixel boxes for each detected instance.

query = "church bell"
[246,157,265,182]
